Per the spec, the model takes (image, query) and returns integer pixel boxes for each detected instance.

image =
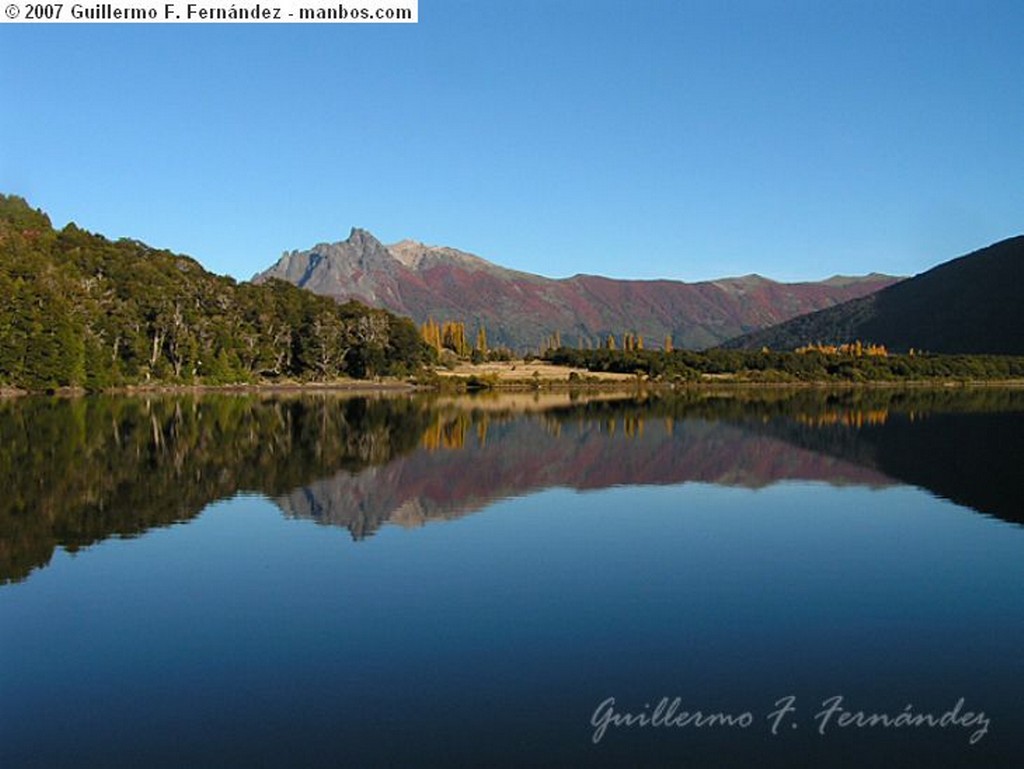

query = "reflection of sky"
[3,482,1023,767]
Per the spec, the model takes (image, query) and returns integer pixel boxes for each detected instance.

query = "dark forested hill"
[0,195,432,390]
[255,228,898,351]
[722,236,1024,354]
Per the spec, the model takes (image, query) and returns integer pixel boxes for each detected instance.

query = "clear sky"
[2,1,1022,283]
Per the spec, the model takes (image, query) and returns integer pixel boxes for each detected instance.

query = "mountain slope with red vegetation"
[254,228,897,350]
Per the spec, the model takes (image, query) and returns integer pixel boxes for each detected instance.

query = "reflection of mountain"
[2,388,1023,584]
[275,417,892,538]
[277,389,1024,537]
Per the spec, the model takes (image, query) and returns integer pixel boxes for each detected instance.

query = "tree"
[420,318,442,353]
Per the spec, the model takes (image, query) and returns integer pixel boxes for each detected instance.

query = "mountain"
[254,229,898,350]
[722,236,1024,354]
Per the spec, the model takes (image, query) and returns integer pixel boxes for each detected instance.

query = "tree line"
[0,196,434,391]
[419,318,516,364]
[542,345,1024,383]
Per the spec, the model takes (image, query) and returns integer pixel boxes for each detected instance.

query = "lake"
[1,388,1023,768]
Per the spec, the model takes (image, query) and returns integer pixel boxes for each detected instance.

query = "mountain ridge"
[254,228,899,350]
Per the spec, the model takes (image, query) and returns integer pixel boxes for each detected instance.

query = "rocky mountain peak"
[347,227,385,250]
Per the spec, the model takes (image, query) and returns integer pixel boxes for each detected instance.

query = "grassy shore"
[433,360,636,386]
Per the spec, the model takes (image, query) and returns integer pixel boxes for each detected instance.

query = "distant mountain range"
[723,236,1024,354]
[254,228,897,350]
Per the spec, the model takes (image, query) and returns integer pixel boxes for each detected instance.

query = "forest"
[0,195,434,391]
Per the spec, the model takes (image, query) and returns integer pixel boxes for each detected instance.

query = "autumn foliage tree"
[420,318,442,353]
[442,321,469,357]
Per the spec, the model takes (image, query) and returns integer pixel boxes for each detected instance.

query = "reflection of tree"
[541,386,1024,426]
[0,395,434,584]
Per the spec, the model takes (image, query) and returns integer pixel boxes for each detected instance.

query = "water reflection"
[2,387,1023,584]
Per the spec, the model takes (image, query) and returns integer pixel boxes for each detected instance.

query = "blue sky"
[2,1,1022,282]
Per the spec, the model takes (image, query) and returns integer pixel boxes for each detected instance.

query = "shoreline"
[4,375,1024,399]
[0,379,420,399]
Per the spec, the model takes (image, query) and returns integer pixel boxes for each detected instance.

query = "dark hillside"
[723,236,1024,354]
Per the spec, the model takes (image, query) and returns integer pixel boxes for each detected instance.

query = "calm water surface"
[1,389,1023,768]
